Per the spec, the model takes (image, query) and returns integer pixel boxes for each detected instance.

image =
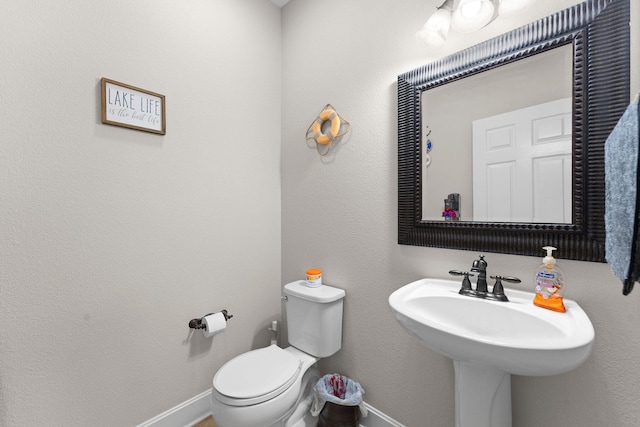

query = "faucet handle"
[449,270,475,296]
[496,276,521,284]
[486,275,522,302]
[486,276,508,301]
[449,270,474,277]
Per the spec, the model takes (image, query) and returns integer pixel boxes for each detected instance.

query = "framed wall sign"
[101,78,166,135]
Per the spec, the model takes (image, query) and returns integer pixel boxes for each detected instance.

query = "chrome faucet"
[449,255,521,302]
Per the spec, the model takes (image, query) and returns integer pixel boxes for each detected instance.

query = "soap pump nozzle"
[542,246,557,269]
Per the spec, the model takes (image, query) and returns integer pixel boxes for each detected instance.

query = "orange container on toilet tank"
[305,269,322,287]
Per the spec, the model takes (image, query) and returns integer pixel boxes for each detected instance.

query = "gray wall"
[0,1,282,426]
[282,1,640,426]
[2,1,640,427]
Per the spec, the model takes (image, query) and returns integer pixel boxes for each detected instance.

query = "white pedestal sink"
[389,278,594,427]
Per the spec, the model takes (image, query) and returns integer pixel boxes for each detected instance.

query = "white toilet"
[211,280,346,427]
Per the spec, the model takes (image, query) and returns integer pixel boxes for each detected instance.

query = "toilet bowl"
[211,345,319,427]
[211,281,345,427]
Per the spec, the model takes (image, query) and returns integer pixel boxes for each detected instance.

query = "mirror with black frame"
[398,0,630,262]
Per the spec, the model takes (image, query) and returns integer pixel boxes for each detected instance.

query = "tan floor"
[192,415,217,427]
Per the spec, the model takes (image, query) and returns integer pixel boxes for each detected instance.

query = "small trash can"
[311,374,366,427]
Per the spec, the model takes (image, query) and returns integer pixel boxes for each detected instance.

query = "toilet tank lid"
[284,280,346,303]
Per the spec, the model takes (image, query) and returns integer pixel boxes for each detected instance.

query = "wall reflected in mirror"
[421,44,573,223]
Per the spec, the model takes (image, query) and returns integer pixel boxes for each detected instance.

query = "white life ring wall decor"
[305,104,351,156]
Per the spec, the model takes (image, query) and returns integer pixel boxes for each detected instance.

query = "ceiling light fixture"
[451,0,495,33]
[416,0,454,49]
[417,0,534,48]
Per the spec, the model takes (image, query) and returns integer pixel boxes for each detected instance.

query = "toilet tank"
[283,281,345,358]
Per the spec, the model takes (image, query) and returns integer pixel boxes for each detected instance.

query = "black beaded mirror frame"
[398,0,630,262]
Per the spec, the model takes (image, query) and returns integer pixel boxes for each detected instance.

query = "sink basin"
[389,278,594,376]
[389,278,594,427]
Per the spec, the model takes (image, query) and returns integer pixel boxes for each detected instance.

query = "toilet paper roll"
[202,312,227,338]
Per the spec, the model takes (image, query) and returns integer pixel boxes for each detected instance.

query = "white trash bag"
[311,373,367,417]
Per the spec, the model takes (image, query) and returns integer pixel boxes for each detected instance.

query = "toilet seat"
[213,345,302,406]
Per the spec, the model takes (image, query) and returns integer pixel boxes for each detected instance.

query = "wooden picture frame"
[101,78,166,135]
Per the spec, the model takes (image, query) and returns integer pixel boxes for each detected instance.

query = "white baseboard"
[362,402,407,427]
[136,388,212,427]
[136,388,405,427]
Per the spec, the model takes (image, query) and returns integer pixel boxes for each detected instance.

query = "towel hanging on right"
[605,93,640,295]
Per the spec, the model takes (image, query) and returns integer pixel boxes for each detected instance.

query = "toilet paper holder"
[188,309,233,330]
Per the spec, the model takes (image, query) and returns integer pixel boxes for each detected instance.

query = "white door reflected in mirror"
[421,44,573,223]
[472,98,572,223]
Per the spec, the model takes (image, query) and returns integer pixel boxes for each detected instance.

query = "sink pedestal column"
[453,361,511,427]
